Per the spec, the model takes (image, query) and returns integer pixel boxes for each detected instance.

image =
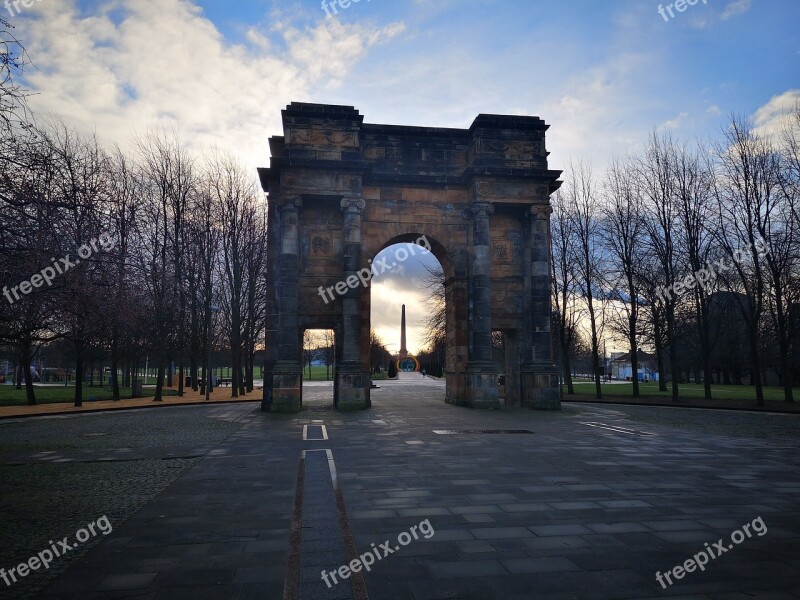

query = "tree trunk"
[246,351,255,393]
[748,329,764,406]
[782,353,794,403]
[230,312,241,397]
[238,359,246,396]
[587,295,602,399]
[178,357,184,397]
[21,342,36,406]
[154,352,166,402]
[190,294,199,391]
[666,311,679,401]
[111,336,121,401]
[653,316,667,391]
[74,345,84,407]
[629,333,640,399]
[562,347,575,395]
[699,300,713,400]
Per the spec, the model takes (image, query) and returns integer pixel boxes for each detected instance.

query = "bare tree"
[106,147,140,400]
[602,158,646,397]
[712,116,782,406]
[550,189,579,394]
[564,161,604,398]
[241,194,268,392]
[422,263,446,351]
[136,132,180,401]
[194,166,221,398]
[637,132,682,401]
[43,122,114,407]
[673,143,716,399]
[0,16,32,143]
[209,152,259,397]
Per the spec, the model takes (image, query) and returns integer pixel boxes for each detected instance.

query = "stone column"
[522,204,560,410]
[464,201,500,408]
[270,196,303,413]
[261,200,279,412]
[336,196,369,410]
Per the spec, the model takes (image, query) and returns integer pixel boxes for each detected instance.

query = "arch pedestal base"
[521,365,561,410]
[335,363,370,411]
[270,362,303,413]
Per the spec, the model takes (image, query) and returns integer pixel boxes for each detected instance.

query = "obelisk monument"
[399,304,408,359]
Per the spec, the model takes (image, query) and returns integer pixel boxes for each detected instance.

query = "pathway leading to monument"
[4,378,796,599]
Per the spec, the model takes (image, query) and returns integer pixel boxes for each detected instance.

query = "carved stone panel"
[310,233,333,257]
[287,127,359,148]
[494,240,513,264]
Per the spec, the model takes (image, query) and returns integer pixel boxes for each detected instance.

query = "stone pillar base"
[335,363,370,411]
[521,364,561,410]
[462,362,501,409]
[270,362,302,413]
[445,371,467,406]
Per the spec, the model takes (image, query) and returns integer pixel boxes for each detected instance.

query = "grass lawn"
[0,385,178,406]
[299,366,391,381]
[564,381,797,403]
[302,365,334,381]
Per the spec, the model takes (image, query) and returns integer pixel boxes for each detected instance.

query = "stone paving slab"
[3,376,799,599]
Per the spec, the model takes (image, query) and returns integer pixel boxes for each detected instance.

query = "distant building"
[611,349,659,381]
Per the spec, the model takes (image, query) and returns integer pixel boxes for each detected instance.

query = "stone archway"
[365,232,467,407]
[259,102,562,413]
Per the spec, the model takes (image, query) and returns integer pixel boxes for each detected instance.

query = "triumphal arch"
[259,103,562,413]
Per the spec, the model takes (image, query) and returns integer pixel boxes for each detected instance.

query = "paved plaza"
[1,373,799,599]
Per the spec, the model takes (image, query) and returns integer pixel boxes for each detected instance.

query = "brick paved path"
[2,373,798,599]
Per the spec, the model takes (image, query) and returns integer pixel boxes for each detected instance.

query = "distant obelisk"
[399,304,408,359]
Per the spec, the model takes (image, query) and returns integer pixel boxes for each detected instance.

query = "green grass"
[302,365,334,381]
[0,385,178,406]
[564,381,797,403]
[298,366,391,381]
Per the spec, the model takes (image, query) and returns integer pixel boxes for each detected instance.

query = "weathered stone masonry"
[259,102,562,412]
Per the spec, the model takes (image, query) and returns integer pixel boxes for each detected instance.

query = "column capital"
[340,196,366,212]
[464,201,495,219]
[529,204,553,220]
[277,195,303,211]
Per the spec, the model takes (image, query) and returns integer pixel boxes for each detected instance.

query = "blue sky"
[13,0,799,352]
[183,0,799,167]
[19,0,797,169]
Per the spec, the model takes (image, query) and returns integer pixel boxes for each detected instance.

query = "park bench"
[218,378,232,387]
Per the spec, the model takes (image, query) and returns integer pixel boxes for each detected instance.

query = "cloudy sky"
[10,0,799,353]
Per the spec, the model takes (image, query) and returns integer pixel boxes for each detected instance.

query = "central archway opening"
[368,236,448,401]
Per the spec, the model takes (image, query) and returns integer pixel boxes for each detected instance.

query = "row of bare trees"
[554,111,800,405]
[1,122,268,406]
[1,19,269,406]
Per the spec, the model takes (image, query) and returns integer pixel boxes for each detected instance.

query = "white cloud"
[721,0,753,20]
[19,0,404,173]
[661,111,689,130]
[753,89,800,138]
[540,52,656,169]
